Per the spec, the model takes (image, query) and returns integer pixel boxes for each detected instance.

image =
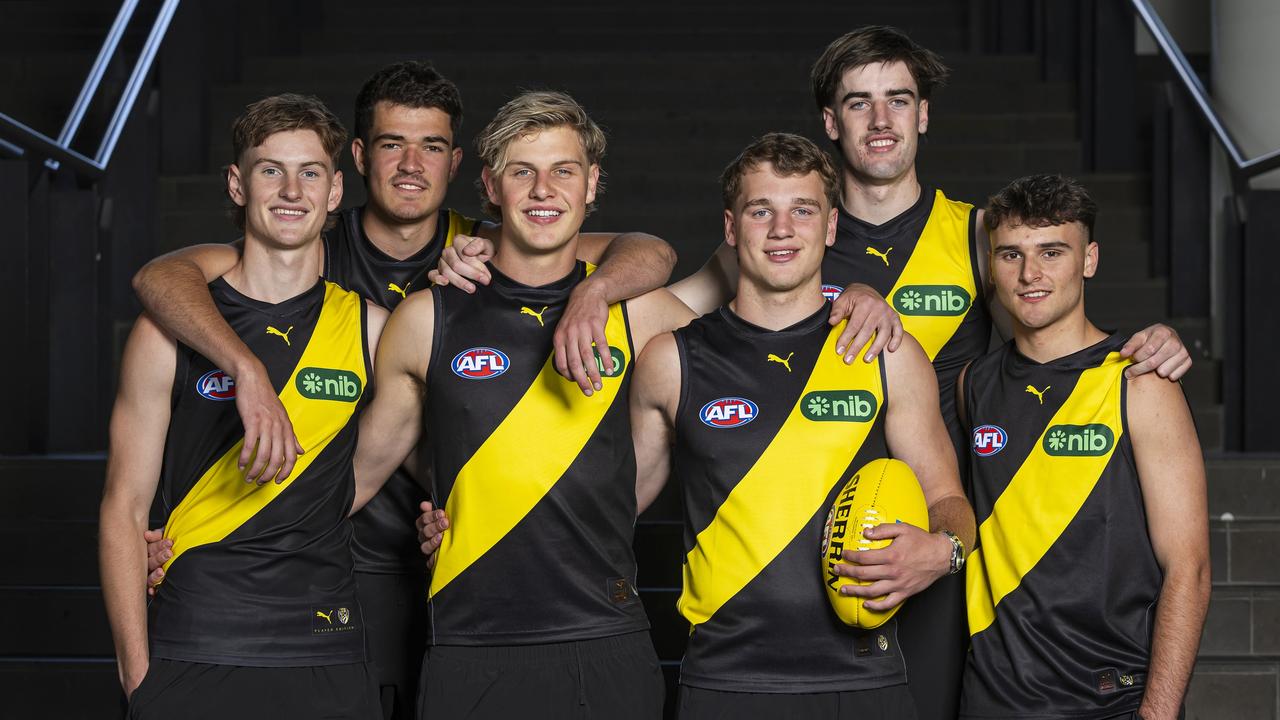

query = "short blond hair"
[473,90,606,217]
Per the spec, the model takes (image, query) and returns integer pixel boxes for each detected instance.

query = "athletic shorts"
[896,571,966,720]
[356,571,429,720]
[419,630,664,720]
[127,658,379,720]
[676,683,917,720]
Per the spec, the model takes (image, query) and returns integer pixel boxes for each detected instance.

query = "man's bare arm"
[132,243,302,483]
[99,315,175,697]
[352,292,434,513]
[630,332,681,513]
[668,242,737,316]
[1129,373,1211,720]
[835,333,974,611]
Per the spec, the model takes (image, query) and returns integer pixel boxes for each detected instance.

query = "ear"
[723,208,738,248]
[449,147,463,182]
[1083,240,1099,279]
[227,163,247,208]
[328,170,344,213]
[481,166,500,208]
[918,98,930,136]
[351,138,367,176]
[825,207,838,247]
[822,106,839,143]
[585,163,601,206]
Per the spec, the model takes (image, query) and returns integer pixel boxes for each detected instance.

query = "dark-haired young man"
[631,132,972,719]
[960,174,1208,720]
[132,61,675,719]
[101,94,384,719]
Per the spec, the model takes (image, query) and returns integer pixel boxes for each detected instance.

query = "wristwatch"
[941,530,966,575]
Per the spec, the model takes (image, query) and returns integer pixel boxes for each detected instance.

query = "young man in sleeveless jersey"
[100,94,388,719]
[958,175,1208,720]
[353,91,696,720]
[625,132,973,718]
[132,62,675,719]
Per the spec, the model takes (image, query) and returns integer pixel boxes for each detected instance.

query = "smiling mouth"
[525,209,562,219]
[393,181,426,192]
[766,248,798,261]
[271,208,307,218]
[1019,290,1051,300]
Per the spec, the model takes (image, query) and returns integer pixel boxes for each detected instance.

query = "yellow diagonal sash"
[888,191,976,360]
[429,301,630,597]
[442,209,477,250]
[966,352,1128,636]
[161,283,366,574]
[678,324,883,627]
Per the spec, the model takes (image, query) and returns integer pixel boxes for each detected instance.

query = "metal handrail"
[1131,0,1280,186]
[0,0,180,179]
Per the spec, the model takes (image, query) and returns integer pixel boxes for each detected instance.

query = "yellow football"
[820,458,929,629]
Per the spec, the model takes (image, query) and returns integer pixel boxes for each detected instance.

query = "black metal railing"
[0,0,181,178]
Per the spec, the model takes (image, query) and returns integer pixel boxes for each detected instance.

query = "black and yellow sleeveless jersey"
[423,261,649,645]
[150,278,371,666]
[823,188,990,458]
[672,303,904,693]
[960,333,1161,718]
[324,206,477,574]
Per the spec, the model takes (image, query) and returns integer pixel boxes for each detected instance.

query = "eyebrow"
[840,87,917,104]
[992,240,1072,253]
[508,159,584,169]
[743,197,822,208]
[372,133,452,147]
[253,158,328,169]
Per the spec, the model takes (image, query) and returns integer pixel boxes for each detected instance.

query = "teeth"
[273,209,305,216]
[1023,291,1048,298]
[395,183,422,190]
[767,250,795,256]
[869,139,895,148]
[527,209,561,217]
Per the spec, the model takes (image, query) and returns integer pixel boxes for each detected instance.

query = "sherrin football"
[820,458,929,629]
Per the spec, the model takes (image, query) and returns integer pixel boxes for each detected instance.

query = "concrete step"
[928,173,1151,208]
[1200,585,1280,660]
[0,658,123,720]
[1206,460,1280,520]
[1210,516,1280,586]
[1086,278,1168,324]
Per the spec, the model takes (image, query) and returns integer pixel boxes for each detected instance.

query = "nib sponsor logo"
[1043,424,1115,456]
[196,370,236,401]
[593,345,627,378]
[451,347,510,380]
[801,391,876,422]
[699,397,758,429]
[297,368,362,402]
[893,285,971,316]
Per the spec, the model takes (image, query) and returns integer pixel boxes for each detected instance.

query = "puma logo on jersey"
[767,352,794,372]
[266,325,294,346]
[865,246,893,266]
[315,610,333,625]
[387,281,410,299]
[1025,385,1050,404]
[520,305,549,327]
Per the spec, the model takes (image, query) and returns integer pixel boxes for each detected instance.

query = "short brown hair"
[473,90,606,218]
[984,174,1098,242]
[810,26,950,110]
[720,133,839,210]
[229,94,347,229]
[354,61,463,141]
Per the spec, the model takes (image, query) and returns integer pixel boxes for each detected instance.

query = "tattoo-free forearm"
[1140,563,1211,719]
[928,494,976,551]
[99,500,151,690]
[588,232,676,304]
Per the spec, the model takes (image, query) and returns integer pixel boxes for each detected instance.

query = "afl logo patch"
[821,284,844,302]
[972,424,1008,456]
[196,370,236,401]
[451,347,510,380]
[699,397,758,429]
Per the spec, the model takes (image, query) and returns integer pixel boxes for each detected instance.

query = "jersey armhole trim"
[673,331,692,423]
[425,285,445,385]
[967,207,986,305]
[359,297,374,400]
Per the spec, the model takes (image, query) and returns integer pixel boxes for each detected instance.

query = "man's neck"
[223,235,323,304]
[729,279,825,331]
[361,204,441,261]
[490,233,580,287]
[839,167,922,226]
[1013,310,1108,364]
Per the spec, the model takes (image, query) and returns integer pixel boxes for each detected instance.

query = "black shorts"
[127,658,379,720]
[896,572,966,720]
[419,631,664,720]
[356,571,429,720]
[676,683,917,720]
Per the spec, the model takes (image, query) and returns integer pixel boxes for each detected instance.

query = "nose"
[280,172,302,201]
[398,145,424,175]
[529,170,552,200]
[768,210,795,240]
[869,99,891,131]
[1019,256,1042,285]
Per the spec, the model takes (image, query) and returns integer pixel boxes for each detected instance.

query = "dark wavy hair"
[984,174,1098,243]
[810,25,950,110]
[354,61,463,142]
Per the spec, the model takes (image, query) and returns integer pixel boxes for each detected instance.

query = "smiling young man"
[960,175,1209,720]
[353,91,694,720]
[100,94,386,719]
[628,133,973,719]
[132,61,674,719]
